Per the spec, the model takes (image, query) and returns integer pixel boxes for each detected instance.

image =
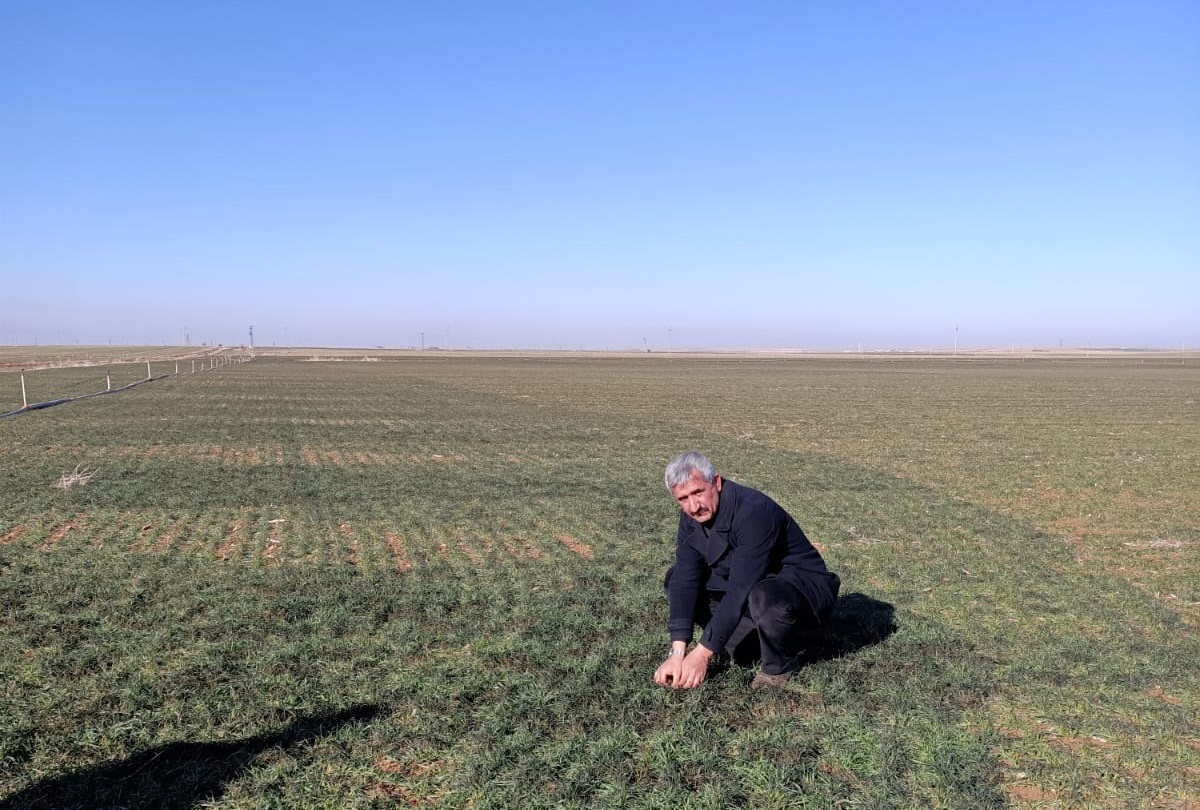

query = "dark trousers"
[669,572,824,676]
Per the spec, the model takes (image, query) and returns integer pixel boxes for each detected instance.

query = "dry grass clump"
[51,464,98,490]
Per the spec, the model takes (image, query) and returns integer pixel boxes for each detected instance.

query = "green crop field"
[1,350,1197,809]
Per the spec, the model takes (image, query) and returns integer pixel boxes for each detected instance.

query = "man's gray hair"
[664,451,716,491]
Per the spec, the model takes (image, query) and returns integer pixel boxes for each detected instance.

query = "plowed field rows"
[1,508,593,571]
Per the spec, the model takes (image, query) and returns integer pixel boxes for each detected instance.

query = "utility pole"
[249,325,254,349]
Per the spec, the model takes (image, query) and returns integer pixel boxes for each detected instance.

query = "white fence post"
[20,374,28,409]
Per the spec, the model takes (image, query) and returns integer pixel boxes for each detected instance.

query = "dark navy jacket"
[667,479,839,653]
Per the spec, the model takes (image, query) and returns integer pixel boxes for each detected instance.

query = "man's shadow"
[812,591,898,662]
[0,704,382,810]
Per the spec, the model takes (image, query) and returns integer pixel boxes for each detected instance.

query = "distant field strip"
[0,509,597,571]
[28,443,480,466]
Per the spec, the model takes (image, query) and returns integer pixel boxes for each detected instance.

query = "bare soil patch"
[384,532,414,572]
[339,522,360,566]
[1,523,27,545]
[39,514,88,550]
[262,518,287,563]
[554,533,593,560]
[217,511,250,562]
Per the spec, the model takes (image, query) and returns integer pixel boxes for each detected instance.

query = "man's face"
[671,471,723,524]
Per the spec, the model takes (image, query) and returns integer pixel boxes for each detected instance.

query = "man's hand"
[653,643,714,689]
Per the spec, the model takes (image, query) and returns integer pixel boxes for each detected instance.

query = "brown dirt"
[503,536,545,560]
[129,518,157,552]
[262,519,287,563]
[1145,686,1183,707]
[0,523,27,545]
[339,522,360,566]
[153,515,188,552]
[217,511,250,561]
[554,533,593,560]
[384,532,414,572]
[39,514,88,550]
[456,538,484,566]
[1006,784,1060,802]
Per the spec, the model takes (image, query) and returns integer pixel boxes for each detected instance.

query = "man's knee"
[748,577,816,627]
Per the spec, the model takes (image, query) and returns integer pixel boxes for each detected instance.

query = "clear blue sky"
[3,2,1197,350]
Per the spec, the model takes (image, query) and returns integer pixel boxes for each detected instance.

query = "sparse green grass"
[1,353,1197,808]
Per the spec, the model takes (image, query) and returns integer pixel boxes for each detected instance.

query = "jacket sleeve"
[699,500,781,652]
[667,516,705,643]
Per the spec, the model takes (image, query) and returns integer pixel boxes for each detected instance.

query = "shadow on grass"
[815,591,898,663]
[0,704,382,810]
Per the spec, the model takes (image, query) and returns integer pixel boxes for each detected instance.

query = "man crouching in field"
[653,451,840,690]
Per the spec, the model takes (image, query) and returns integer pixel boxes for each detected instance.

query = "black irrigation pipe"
[0,373,174,420]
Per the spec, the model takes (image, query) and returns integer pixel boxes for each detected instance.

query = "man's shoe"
[750,670,792,690]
